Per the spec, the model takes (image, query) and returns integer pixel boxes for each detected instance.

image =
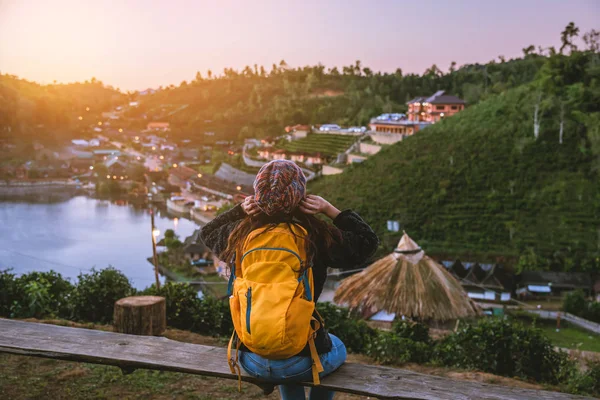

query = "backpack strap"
[227,331,242,391]
[226,252,236,297]
[298,269,312,301]
[308,317,324,385]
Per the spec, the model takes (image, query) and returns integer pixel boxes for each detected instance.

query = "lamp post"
[150,209,161,289]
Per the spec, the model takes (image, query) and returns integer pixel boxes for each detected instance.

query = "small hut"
[334,232,480,322]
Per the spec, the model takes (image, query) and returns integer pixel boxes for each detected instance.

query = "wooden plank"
[0,319,591,400]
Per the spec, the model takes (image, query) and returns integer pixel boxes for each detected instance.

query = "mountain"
[310,51,600,272]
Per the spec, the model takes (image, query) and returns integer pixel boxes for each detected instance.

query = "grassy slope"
[310,84,599,265]
[281,134,358,156]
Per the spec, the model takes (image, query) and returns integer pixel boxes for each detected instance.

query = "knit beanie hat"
[253,160,306,216]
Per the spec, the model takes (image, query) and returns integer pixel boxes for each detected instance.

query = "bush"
[195,295,232,336]
[316,302,377,353]
[563,290,587,315]
[71,267,134,323]
[432,317,572,384]
[142,282,232,336]
[392,319,431,343]
[0,269,20,317]
[367,331,432,365]
[14,271,74,319]
[563,289,600,323]
[141,282,200,330]
[583,301,600,323]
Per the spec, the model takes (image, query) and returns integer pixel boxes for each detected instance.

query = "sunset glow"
[1,0,598,90]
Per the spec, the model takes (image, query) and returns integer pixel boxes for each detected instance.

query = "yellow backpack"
[226,223,324,389]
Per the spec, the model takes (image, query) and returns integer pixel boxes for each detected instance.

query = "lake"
[0,195,198,290]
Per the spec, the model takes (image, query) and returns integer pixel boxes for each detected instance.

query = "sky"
[0,0,598,91]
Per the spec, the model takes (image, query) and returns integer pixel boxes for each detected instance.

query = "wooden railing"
[0,319,592,400]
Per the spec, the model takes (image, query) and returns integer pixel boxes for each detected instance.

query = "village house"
[146,122,170,131]
[258,148,324,165]
[160,143,177,152]
[285,125,311,140]
[72,139,90,147]
[442,260,513,302]
[69,158,95,174]
[24,159,71,179]
[407,90,465,123]
[183,230,213,264]
[368,113,426,136]
[515,271,593,298]
[260,137,276,147]
[104,157,129,178]
[92,149,121,161]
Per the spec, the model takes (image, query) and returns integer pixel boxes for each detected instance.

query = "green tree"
[560,22,580,54]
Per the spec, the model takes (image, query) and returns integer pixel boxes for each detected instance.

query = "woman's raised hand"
[299,195,340,219]
[242,196,261,216]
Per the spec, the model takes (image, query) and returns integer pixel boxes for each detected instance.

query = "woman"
[201,159,379,400]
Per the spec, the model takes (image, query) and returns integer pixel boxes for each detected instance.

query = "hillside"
[280,133,358,156]
[126,56,546,143]
[0,75,125,145]
[310,51,600,272]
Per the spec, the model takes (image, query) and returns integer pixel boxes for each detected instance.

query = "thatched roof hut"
[334,232,480,322]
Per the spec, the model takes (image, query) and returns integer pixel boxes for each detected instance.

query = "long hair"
[221,209,342,273]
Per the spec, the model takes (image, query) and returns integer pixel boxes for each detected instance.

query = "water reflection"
[0,195,198,290]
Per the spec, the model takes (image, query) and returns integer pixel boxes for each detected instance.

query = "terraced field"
[280,133,359,156]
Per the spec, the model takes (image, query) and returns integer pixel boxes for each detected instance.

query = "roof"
[183,229,209,255]
[71,140,89,146]
[406,91,465,105]
[169,166,197,181]
[518,271,592,289]
[215,163,255,187]
[147,122,170,128]
[406,96,426,104]
[285,124,311,132]
[93,149,121,156]
[425,90,465,105]
[104,157,128,169]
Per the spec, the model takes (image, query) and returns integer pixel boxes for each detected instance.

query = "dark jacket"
[200,204,379,354]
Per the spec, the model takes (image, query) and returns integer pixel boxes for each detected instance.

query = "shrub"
[392,319,431,343]
[563,290,586,315]
[71,267,134,323]
[432,317,572,384]
[142,282,232,336]
[141,282,201,330]
[10,279,52,319]
[367,331,432,365]
[583,301,600,323]
[195,295,232,336]
[563,289,600,323]
[316,302,377,353]
[14,271,74,319]
[0,269,19,317]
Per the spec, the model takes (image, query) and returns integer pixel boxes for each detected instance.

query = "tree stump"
[113,296,166,336]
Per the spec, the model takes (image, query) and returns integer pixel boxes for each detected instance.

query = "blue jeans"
[239,334,347,400]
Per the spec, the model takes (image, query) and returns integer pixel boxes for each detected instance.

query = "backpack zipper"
[240,247,304,268]
[245,287,252,334]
